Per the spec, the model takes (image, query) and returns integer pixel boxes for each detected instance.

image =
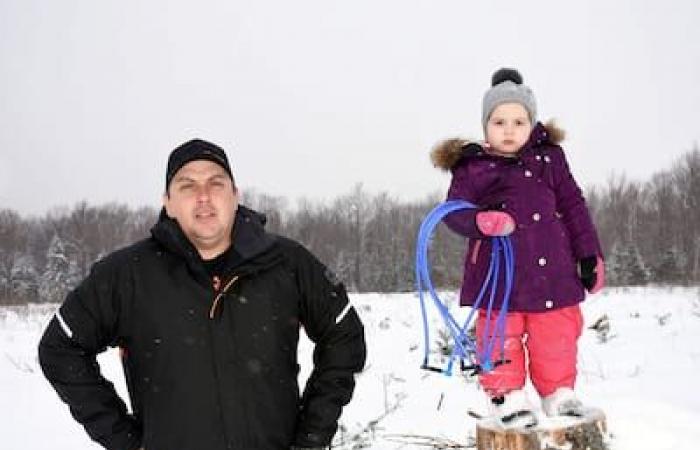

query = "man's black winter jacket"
[38,206,367,450]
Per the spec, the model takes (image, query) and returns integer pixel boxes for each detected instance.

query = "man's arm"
[38,257,142,450]
[293,245,367,449]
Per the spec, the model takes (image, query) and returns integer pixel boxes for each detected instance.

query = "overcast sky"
[1,0,699,215]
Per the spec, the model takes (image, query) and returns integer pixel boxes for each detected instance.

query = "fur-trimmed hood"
[430,120,565,171]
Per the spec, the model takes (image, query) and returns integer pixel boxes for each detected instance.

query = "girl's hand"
[579,255,605,293]
[475,211,515,236]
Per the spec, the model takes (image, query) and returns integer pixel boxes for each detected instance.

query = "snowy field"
[2,287,700,449]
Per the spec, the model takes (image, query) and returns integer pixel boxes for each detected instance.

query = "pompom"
[491,68,523,86]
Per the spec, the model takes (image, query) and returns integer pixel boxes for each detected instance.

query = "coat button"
[538,257,547,266]
[544,155,551,163]
[489,162,496,168]
[535,155,542,161]
[532,212,541,221]
[545,300,554,308]
[524,170,532,177]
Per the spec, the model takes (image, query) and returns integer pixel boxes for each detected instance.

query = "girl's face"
[485,103,532,157]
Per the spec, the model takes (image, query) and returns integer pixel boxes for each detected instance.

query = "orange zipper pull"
[209,275,240,319]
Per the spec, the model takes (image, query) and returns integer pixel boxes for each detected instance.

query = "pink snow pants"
[476,305,583,398]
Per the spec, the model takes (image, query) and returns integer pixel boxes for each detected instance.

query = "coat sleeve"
[443,162,486,239]
[292,244,367,448]
[551,148,603,259]
[38,256,142,450]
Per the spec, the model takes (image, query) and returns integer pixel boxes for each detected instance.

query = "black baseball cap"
[166,139,233,190]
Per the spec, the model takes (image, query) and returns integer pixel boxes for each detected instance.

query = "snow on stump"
[476,408,607,450]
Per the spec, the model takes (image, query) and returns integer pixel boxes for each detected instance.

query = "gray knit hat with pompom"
[482,68,537,129]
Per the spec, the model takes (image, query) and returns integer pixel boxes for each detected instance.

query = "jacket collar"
[151,204,278,282]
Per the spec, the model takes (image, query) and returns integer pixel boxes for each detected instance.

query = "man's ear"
[162,192,172,217]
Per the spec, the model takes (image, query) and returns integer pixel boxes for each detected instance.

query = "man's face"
[163,160,238,259]
[485,102,532,156]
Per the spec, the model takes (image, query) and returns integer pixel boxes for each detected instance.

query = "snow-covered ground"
[2,287,699,449]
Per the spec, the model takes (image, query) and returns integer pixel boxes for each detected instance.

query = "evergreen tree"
[606,242,626,286]
[10,254,38,301]
[607,241,650,286]
[39,234,81,303]
[625,243,650,286]
[653,246,685,285]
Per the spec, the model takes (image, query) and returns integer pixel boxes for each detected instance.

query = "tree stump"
[476,408,607,450]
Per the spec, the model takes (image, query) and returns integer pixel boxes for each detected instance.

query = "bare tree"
[3,144,700,305]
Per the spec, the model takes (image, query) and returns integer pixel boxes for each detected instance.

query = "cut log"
[476,408,607,450]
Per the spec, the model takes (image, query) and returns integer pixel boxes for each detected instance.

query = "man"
[39,139,367,450]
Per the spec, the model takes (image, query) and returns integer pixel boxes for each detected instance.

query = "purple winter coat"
[431,122,603,312]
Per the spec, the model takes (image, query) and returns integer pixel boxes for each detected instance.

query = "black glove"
[578,256,597,290]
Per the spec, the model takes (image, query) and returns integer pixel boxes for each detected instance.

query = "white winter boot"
[490,389,538,429]
[542,387,584,417]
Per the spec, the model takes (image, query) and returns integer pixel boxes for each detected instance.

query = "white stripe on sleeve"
[55,310,74,339]
[335,302,353,325]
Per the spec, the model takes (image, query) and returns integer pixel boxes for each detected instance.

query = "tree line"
[1,146,698,305]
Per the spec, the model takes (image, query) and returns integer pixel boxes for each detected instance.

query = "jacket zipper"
[209,274,240,319]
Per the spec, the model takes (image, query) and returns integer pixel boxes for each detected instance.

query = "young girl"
[431,68,605,428]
